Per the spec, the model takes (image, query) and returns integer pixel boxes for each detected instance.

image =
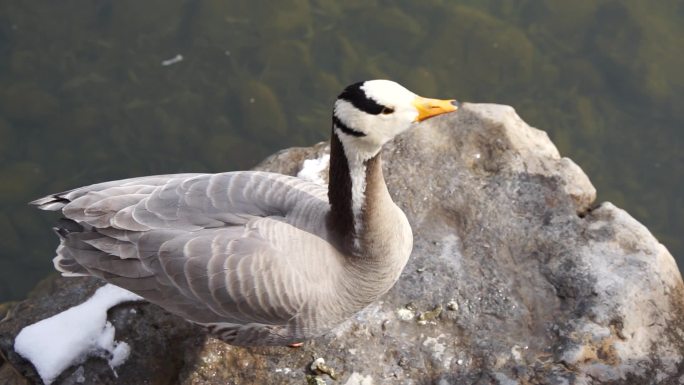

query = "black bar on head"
[333,115,366,137]
[338,81,385,115]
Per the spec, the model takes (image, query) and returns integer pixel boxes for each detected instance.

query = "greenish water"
[0,0,682,301]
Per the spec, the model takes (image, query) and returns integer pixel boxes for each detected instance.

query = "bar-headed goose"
[32,80,458,346]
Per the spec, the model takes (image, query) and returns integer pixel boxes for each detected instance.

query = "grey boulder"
[1,103,682,385]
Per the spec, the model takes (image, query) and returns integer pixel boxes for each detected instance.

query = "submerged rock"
[0,104,681,384]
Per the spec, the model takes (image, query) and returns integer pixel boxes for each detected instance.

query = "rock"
[1,103,682,384]
[0,83,59,125]
[421,6,535,96]
[0,275,201,385]
[253,141,329,177]
[236,81,289,141]
[350,6,424,54]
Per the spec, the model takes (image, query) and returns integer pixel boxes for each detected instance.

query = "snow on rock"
[3,104,684,384]
[14,284,143,384]
[296,153,330,185]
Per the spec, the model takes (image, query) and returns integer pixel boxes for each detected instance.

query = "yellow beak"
[412,96,459,122]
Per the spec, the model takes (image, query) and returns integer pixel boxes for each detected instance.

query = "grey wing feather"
[30,173,202,208]
[40,171,327,232]
[35,171,334,331]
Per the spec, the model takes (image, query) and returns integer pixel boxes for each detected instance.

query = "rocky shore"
[1,104,682,385]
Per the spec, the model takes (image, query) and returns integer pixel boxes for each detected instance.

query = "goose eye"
[381,107,394,115]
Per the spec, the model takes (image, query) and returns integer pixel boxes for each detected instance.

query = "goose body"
[32,80,458,346]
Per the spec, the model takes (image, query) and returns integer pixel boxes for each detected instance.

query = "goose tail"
[30,192,72,211]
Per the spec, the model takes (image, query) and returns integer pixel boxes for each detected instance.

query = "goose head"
[333,80,459,157]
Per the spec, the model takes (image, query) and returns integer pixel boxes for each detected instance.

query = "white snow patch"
[297,154,330,185]
[14,284,143,384]
[344,372,374,385]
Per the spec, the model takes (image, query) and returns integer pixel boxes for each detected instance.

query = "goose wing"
[34,171,328,232]
[34,171,336,326]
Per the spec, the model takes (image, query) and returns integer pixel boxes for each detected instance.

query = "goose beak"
[412,96,460,122]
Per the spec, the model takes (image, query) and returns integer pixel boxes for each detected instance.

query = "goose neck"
[327,131,392,256]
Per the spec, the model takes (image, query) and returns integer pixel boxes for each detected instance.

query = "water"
[0,0,682,301]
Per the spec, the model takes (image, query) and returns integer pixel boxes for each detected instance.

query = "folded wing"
[34,171,335,327]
